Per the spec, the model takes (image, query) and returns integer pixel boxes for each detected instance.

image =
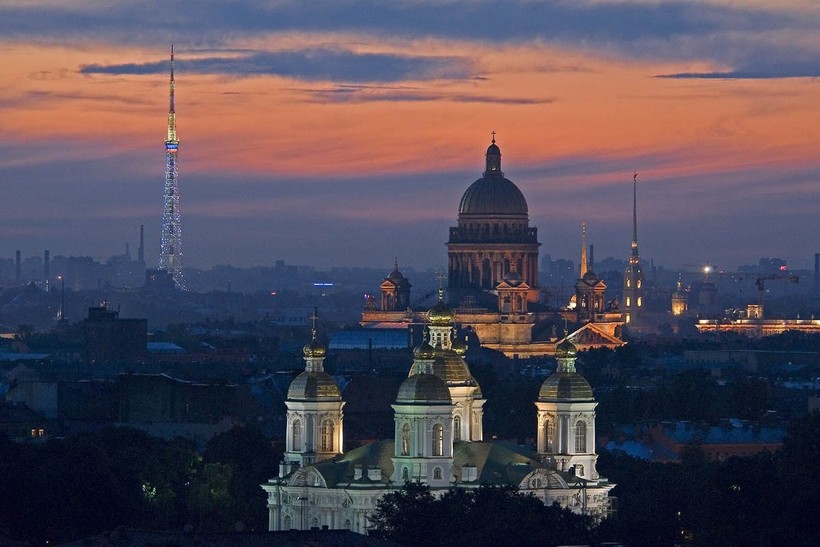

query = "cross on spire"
[491,130,496,144]
[310,307,318,340]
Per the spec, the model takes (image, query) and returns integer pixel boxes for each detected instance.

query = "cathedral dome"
[555,338,578,359]
[450,336,468,355]
[458,138,528,217]
[303,338,327,359]
[458,176,528,217]
[288,371,341,401]
[538,372,593,401]
[413,339,436,360]
[428,299,455,326]
[396,373,451,404]
[502,270,524,287]
[387,263,406,282]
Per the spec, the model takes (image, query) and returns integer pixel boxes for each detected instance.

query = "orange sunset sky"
[1,1,818,271]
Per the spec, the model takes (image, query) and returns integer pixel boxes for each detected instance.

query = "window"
[283,515,292,530]
[544,418,554,452]
[637,279,642,289]
[637,296,643,307]
[345,519,352,531]
[575,421,587,453]
[433,423,444,456]
[433,467,442,480]
[625,296,631,307]
[321,420,334,452]
[626,278,631,288]
[453,415,461,442]
[401,423,411,456]
[402,467,409,481]
[292,420,302,451]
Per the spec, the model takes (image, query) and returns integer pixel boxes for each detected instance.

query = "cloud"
[80,48,474,83]
[5,1,819,80]
[299,85,553,104]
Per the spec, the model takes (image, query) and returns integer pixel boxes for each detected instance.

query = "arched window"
[402,467,409,481]
[311,517,319,529]
[321,420,334,452]
[284,515,292,530]
[626,278,631,288]
[433,467,442,480]
[544,418,554,452]
[433,423,444,456]
[637,279,642,289]
[344,519,352,531]
[401,423,411,456]
[453,415,461,442]
[625,296,631,307]
[306,416,314,452]
[575,421,587,453]
[292,420,302,451]
[637,296,643,307]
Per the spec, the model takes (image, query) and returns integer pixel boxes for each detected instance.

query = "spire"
[166,45,177,143]
[631,172,638,256]
[484,132,502,176]
[580,222,588,277]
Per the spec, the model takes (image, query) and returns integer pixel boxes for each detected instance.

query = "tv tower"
[160,45,185,289]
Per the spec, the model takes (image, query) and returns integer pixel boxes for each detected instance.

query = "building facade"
[264,300,614,534]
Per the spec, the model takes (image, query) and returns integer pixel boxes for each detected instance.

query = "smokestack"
[15,250,20,282]
[138,224,145,263]
[815,253,819,286]
[44,250,50,287]
[589,244,594,272]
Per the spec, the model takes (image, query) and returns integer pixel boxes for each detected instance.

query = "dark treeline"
[0,425,278,545]
[1,415,820,545]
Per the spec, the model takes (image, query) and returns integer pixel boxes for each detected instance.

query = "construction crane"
[754,273,799,310]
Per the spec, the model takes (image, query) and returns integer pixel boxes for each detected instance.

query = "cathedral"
[262,302,614,533]
[360,137,626,356]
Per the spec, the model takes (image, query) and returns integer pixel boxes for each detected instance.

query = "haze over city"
[1,1,818,271]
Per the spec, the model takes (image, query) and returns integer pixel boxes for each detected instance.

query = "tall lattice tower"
[160,45,185,289]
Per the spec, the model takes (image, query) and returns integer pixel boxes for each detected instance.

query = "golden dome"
[428,300,454,326]
[451,336,468,355]
[413,339,436,360]
[303,338,327,358]
[555,338,578,359]
[396,373,451,404]
[288,371,341,401]
[538,372,593,401]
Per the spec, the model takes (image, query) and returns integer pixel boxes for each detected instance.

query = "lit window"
[625,297,631,307]
[321,420,334,452]
[292,420,302,451]
[544,419,554,452]
[637,297,642,307]
[575,421,587,453]
[433,424,444,456]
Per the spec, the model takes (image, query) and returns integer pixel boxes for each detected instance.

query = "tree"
[369,483,592,547]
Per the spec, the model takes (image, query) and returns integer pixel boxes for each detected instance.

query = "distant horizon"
[2,2,818,275]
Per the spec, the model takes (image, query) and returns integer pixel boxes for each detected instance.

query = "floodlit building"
[263,300,614,534]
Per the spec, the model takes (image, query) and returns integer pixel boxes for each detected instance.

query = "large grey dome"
[458,140,528,217]
[458,176,528,216]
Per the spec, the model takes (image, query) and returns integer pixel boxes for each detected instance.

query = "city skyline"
[1,1,818,271]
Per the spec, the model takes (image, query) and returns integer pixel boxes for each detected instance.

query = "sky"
[0,0,818,273]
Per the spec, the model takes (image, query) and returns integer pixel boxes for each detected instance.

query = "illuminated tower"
[160,45,185,289]
[622,173,644,325]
